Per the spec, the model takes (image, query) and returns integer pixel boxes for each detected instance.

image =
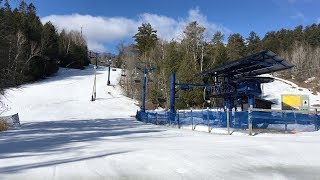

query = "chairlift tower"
[169,50,294,115]
[136,62,154,112]
[95,52,98,68]
[89,52,99,101]
[91,65,97,101]
[107,59,111,86]
[201,50,294,110]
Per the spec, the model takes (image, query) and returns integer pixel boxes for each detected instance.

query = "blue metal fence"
[250,110,319,132]
[136,108,320,133]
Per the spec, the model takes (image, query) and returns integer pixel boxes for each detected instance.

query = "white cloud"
[139,13,182,41]
[41,14,137,52]
[317,17,320,24]
[186,8,231,40]
[87,40,106,52]
[41,8,231,52]
[290,12,307,22]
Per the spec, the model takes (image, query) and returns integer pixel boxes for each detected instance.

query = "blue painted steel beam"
[141,68,147,112]
[176,83,209,87]
[248,95,255,108]
[170,73,176,114]
[169,73,176,122]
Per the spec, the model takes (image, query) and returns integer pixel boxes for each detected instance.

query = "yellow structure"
[281,94,309,111]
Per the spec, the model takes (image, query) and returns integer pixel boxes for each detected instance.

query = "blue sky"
[16,0,320,53]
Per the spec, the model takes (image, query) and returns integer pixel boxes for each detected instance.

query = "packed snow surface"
[1,67,320,180]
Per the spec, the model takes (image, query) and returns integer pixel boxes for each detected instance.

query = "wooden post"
[227,108,230,135]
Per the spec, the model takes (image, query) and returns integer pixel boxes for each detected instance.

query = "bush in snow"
[0,119,8,132]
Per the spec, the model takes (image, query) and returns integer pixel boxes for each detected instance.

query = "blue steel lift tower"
[169,50,294,119]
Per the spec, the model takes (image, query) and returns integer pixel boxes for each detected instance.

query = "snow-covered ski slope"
[2,66,138,121]
[1,66,320,180]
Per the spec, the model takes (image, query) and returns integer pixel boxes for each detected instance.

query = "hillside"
[1,66,138,121]
[0,66,320,179]
[262,74,320,109]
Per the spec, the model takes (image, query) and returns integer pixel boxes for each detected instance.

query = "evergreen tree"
[0,1,10,69]
[261,31,280,53]
[292,25,303,42]
[175,22,207,108]
[182,21,206,71]
[25,3,42,41]
[163,41,182,74]
[119,21,320,109]
[0,0,16,75]
[227,33,246,60]
[42,22,59,75]
[303,24,320,47]
[276,29,293,51]
[18,0,27,13]
[0,0,90,88]
[246,31,261,54]
[176,48,203,108]
[211,43,228,67]
[42,22,59,60]
[133,23,158,61]
[211,31,224,45]
[207,31,228,67]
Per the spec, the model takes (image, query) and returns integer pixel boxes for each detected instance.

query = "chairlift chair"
[134,79,141,83]
[158,97,166,104]
[204,86,211,101]
[180,84,193,91]
[133,70,142,83]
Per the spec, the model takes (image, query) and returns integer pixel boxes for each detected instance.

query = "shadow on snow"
[0,118,165,174]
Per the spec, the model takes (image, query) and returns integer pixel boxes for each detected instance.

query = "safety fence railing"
[249,108,319,134]
[136,108,320,135]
